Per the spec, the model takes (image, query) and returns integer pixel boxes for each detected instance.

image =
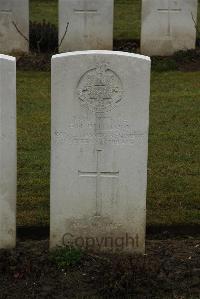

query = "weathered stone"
[141,0,198,56]
[59,0,113,52]
[50,51,151,253]
[0,0,29,53]
[0,54,16,249]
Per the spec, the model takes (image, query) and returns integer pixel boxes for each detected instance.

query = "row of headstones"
[0,0,198,56]
[0,50,150,253]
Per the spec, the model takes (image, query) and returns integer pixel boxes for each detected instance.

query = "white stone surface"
[141,0,198,56]
[0,55,16,249]
[0,0,29,53]
[59,0,113,52]
[50,51,150,253]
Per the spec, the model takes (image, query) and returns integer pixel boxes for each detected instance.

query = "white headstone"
[0,55,16,249]
[59,0,113,52]
[50,51,151,253]
[0,0,29,53]
[141,0,198,56]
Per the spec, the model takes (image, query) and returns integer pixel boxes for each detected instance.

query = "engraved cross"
[78,150,119,216]
[73,4,98,38]
[89,84,112,101]
[157,0,182,36]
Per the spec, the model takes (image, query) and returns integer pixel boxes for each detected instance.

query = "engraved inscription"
[77,64,123,113]
[54,116,146,146]
[74,9,98,14]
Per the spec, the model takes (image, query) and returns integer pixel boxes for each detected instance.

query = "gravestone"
[50,51,151,253]
[59,0,113,52]
[0,0,29,53]
[141,0,198,56]
[0,55,16,249]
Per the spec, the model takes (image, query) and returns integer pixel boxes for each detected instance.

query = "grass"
[17,70,200,227]
[17,71,50,226]
[147,71,200,225]
[30,0,58,25]
[50,247,83,269]
[30,0,200,40]
[114,0,141,39]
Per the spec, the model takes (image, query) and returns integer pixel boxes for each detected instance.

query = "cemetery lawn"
[17,70,200,228]
[30,0,200,40]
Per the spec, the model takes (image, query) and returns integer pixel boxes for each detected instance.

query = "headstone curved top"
[50,50,151,253]
[0,0,29,53]
[0,54,16,249]
[141,0,198,56]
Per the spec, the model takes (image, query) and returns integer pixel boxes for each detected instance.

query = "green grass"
[50,247,83,269]
[17,70,200,227]
[114,0,141,39]
[30,0,58,25]
[30,0,200,40]
[147,71,200,225]
[17,71,50,226]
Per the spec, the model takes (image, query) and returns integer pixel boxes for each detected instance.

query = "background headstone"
[0,0,29,53]
[59,0,114,52]
[141,0,198,56]
[50,51,151,253]
[0,55,16,249]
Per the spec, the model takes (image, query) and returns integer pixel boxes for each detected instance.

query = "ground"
[0,237,199,298]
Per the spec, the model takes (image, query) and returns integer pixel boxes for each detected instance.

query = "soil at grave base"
[16,39,200,72]
[0,239,199,299]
